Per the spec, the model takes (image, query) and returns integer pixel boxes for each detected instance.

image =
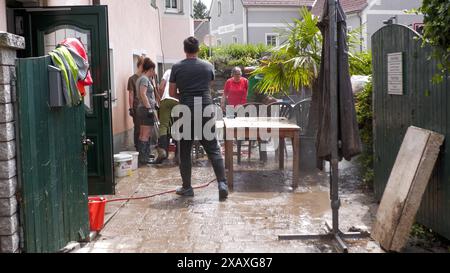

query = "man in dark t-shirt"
[127,57,144,150]
[169,37,228,200]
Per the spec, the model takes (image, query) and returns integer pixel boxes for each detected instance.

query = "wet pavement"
[75,145,383,253]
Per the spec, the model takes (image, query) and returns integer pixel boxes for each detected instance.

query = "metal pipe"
[328,0,340,233]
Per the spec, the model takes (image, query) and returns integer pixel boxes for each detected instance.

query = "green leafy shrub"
[355,78,374,186]
[409,1,450,82]
[199,44,270,69]
[350,51,372,76]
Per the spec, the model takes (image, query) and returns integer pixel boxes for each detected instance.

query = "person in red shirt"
[222,67,248,110]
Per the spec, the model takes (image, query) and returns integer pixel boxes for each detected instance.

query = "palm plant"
[254,8,363,95]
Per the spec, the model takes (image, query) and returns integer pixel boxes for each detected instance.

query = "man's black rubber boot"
[218,181,229,200]
[176,186,195,197]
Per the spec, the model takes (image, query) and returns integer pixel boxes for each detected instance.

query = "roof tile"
[242,0,315,7]
[311,0,368,16]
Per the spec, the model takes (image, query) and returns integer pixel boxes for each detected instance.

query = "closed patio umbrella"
[279,0,367,252]
[313,0,362,163]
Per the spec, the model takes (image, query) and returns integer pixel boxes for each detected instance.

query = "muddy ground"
[74,144,449,253]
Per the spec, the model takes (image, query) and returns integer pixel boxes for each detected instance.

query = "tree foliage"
[355,79,374,186]
[349,51,372,76]
[199,43,270,68]
[414,0,450,81]
[252,8,366,95]
[252,8,321,95]
[193,0,208,19]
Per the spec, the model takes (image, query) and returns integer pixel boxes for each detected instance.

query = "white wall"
[160,0,194,63]
[0,0,7,32]
[100,0,162,136]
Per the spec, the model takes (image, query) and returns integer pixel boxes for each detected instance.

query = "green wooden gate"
[372,24,450,239]
[16,56,90,253]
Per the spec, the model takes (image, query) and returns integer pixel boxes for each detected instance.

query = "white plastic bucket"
[120,151,139,170]
[113,154,133,178]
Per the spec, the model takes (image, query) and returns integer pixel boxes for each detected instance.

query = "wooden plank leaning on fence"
[372,126,445,252]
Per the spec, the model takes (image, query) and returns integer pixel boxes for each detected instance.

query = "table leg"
[237,141,242,165]
[225,140,234,191]
[292,133,300,189]
[279,137,285,170]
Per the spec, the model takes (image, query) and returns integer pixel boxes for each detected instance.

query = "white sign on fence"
[388,52,404,95]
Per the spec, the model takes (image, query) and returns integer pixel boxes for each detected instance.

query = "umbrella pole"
[278,0,370,253]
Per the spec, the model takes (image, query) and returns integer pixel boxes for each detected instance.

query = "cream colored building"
[0,0,194,151]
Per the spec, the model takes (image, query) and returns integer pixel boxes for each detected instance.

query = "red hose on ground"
[105,178,217,203]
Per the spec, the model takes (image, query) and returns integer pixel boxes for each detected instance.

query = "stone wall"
[0,32,25,253]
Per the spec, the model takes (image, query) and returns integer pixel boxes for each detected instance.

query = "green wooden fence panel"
[372,24,450,240]
[16,56,89,253]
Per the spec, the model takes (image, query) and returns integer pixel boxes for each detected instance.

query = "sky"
[200,0,213,10]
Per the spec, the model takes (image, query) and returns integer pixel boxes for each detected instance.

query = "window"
[230,0,235,13]
[166,0,182,13]
[265,34,279,47]
[166,0,177,9]
[218,1,222,17]
[232,36,238,44]
[44,25,94,112]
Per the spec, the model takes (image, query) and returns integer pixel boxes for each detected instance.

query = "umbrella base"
[278,222,371,253]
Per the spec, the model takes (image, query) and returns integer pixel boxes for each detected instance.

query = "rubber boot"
[218,181,229,200]
[138,141,148,165]
[153,135,168,164]
[138,141,152,165]
[176,186,194,197]
[145,141,153,164]
[211,158,228,200]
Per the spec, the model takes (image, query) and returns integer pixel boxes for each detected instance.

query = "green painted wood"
[16,56,89,253]
[27,6,114,195]
[372,24,450,240]
[14,5,114,195]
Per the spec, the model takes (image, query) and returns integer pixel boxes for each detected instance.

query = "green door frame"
[13,5,115,195]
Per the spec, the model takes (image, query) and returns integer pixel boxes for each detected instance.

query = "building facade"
[194,19,210,45]
[0,0,193,253]
[1,0,193,152]
[312,0,424,51]
[209,0,315,46]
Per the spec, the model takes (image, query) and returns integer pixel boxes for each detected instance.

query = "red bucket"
[88,197,107,232]
[169,144,176,153]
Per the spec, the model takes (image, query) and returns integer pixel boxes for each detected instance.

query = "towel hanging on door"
[49,46,82,106]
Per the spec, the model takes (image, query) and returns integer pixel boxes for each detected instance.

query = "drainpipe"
[245,7,248,44]
[207,16,212,58]
[358,12,363,52]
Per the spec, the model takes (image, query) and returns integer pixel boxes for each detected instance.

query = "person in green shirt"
[244,66,277,104]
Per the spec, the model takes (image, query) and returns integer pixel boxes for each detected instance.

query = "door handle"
[93,91,109,98]
[81,135,94,165]
[82,137,95,150]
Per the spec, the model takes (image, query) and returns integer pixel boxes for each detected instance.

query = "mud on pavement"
[75,154,383,253]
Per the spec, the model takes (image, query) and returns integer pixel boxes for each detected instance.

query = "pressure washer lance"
[104,178,218,203]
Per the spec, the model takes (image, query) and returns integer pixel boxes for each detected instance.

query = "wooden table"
[223,117,301,191]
